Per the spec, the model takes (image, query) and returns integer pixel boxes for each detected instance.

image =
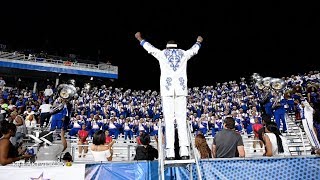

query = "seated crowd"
[0,70,320,164]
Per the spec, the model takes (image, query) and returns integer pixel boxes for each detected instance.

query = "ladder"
[158,121,202,180]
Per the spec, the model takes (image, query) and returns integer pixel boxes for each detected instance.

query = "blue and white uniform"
[140,39,201,158]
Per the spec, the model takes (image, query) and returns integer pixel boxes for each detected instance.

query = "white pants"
[302,101,320,148]
[302,117,320,148]
[162,95,189,157]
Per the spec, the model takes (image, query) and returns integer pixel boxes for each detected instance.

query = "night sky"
[1,1,320,91]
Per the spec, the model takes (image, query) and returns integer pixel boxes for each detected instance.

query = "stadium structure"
[0,50,319,180]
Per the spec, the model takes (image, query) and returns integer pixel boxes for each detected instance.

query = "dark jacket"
[134,145,158,161]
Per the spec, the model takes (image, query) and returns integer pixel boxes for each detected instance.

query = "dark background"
[1,1,320,91]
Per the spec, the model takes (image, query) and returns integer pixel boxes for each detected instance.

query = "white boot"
[180,146,189,157]
[166,148,175,159]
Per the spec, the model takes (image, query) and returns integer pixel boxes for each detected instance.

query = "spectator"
[25,114,37,129]
[134,132,158,161]
[257,114,272,144]
[39,98,52,128]
[23,106,35,117]
[252,117,264,152]
[90,130,113,162]
[10,111,27,147]
[211,117,245,158]
[77,124,89,158]
[105,129,113,144]
[136,130,144,145]
[44,85,54,97]
[0,120,32,165]
[104,130,115,161]
[0,99,8,122]
[62,152,73,162]
[194,133,212,159]
[263,123,290,157]
[0,77,5,91]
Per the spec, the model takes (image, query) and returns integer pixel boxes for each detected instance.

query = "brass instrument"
[51,79,78,115]
[252,74,287,107]
[255,80,265,91]
[270,78,286,91]
[262,77,272,88]
[270,78,287,109]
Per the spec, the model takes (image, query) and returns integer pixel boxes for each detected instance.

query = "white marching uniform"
[140,40,201,157]
[302,100,320,148]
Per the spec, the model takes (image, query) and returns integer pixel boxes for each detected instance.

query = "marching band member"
[135,32,203,160]
[301,98,320,148]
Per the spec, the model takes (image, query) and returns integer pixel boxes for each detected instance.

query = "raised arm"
[197,36,203,44]
[135,32,144,42]
[135,32,162,59]
[184,35,203,60]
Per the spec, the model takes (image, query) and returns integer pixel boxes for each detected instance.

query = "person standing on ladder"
[135,32,203,160]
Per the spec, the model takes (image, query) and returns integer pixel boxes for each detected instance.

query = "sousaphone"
[51,79,77,115]
[270,78,286,92]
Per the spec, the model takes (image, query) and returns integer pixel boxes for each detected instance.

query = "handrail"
[298,121,307,155]
[158,121,164,180]
[187,121,203,180]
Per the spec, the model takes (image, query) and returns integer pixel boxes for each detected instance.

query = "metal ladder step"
[164,159,196,167]
[158,122,202,180]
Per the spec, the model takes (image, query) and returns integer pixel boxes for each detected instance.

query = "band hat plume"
[166,43,178,48]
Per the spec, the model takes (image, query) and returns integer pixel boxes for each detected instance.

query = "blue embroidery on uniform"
[165,77,172,90]
[179,77,186,90]
[164,49,184,71]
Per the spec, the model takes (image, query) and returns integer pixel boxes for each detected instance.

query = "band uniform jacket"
[140,40,201,97]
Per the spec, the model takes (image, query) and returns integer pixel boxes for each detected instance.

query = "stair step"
[290,151,311,156]
[164,159,196,166]
[286,140,306,144]
[288,143,312,147]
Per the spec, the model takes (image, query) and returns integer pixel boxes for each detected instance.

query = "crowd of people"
[1,69,320,165]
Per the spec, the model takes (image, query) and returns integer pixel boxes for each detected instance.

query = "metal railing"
[0,51,118,74]
[71,144,136,162]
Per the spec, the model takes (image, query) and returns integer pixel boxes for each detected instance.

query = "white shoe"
[166,148,175,159]
[180,146,189,157]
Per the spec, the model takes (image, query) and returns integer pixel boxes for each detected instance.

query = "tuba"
[262,77,272,89]
[50,79,77,115]
[270,78,287,109]
[252,73,287,107]
[270,78,286,92]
